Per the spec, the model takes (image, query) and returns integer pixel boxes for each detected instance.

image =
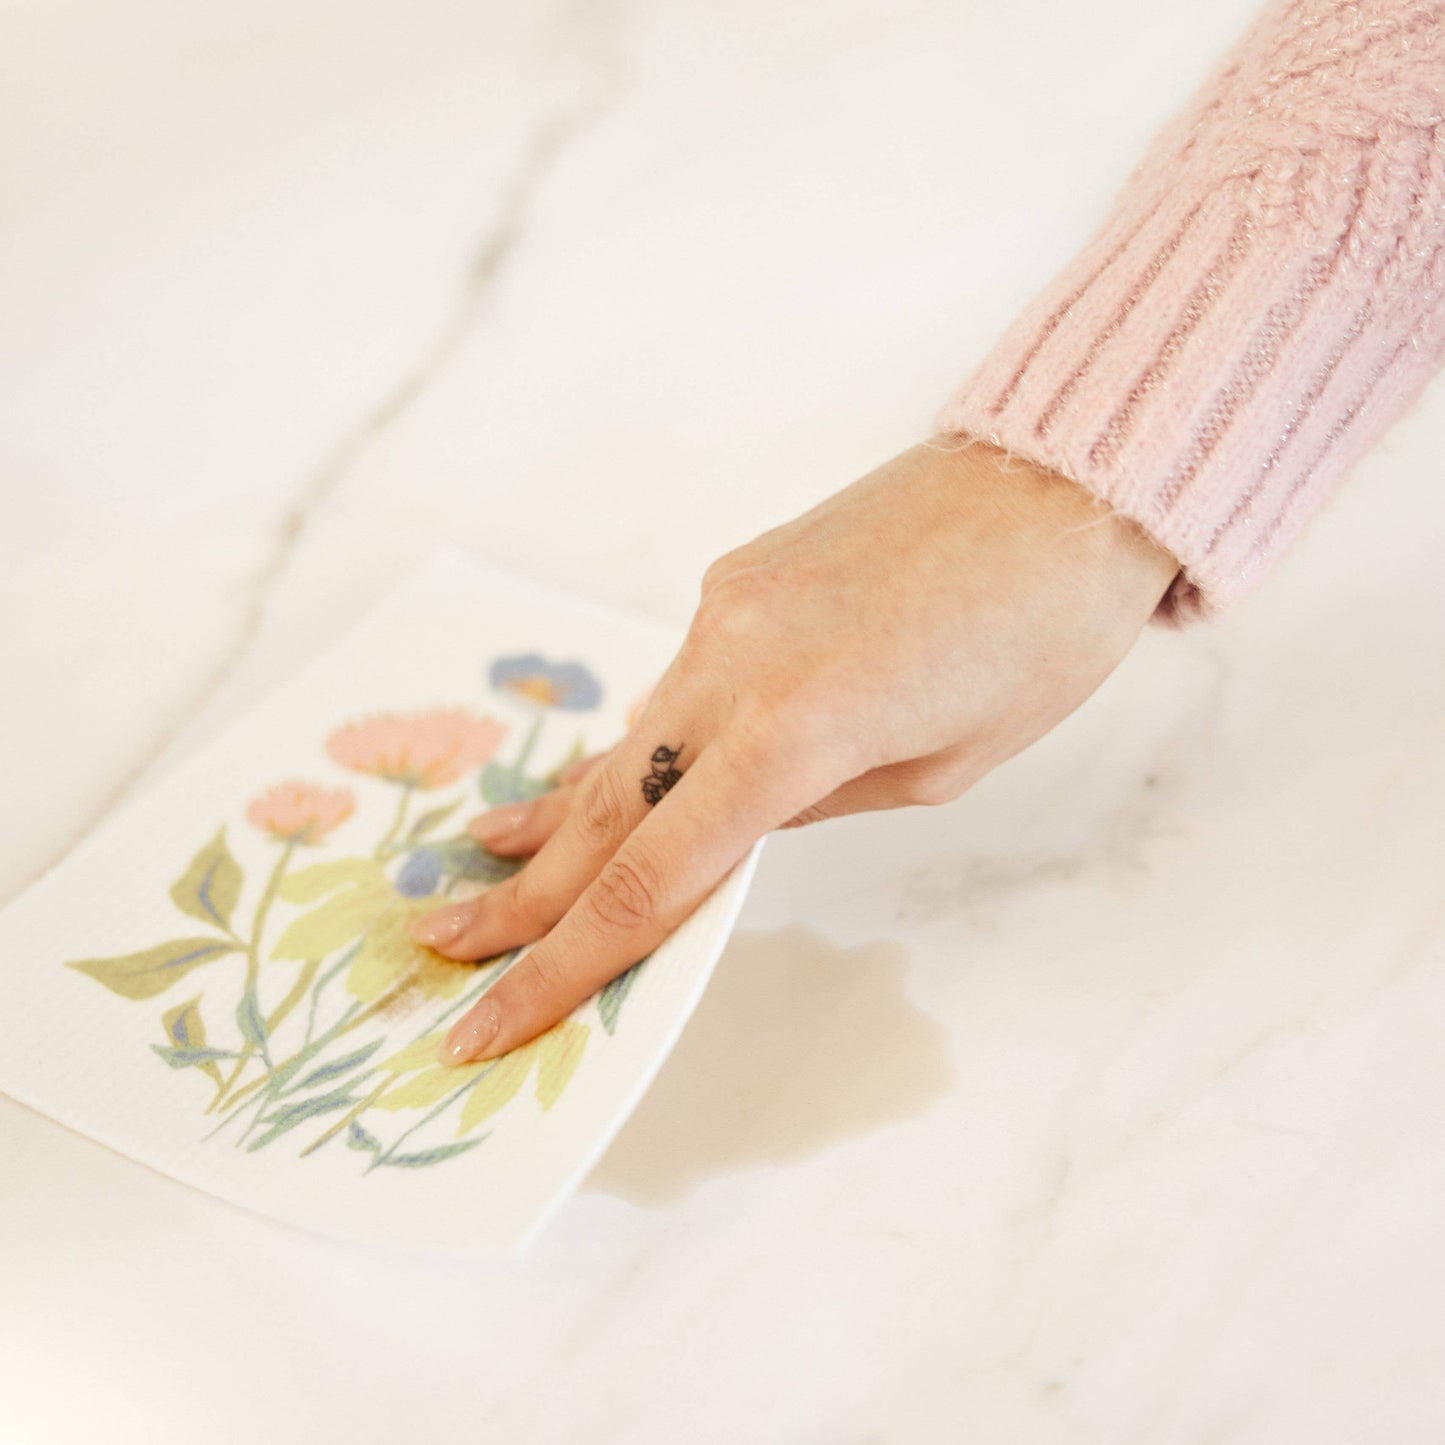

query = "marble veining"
[13,20,621,900]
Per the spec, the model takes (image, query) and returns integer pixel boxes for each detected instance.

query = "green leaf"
[156,994,226,1082]
[151,1044,234,1069]
[407,800,461,840]
[162,994,207,1050]
[236,988,267,1048]
[428,836,522,885]
[245,1088,358,1151]
[67,938,240,1001]
[261,1089,357,1128]
[598,960,644,1034]
[479,762,553,808]
[479,761,515,807]
[296,1041,383,1090]
[346,1121,382,1153]
[169,828,244,931]
[265,1055,307,1093]
[380,1139,483,1170]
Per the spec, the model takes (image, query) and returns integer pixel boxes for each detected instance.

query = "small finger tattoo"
[641,743,684,805]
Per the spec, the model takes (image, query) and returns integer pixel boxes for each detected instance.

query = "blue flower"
[394,848,442,898]
[488,653,602,711]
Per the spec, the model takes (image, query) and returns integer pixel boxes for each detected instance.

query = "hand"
[410,438,1180,1064]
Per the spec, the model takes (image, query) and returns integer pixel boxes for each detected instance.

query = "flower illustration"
[489,654,602,711]
[394,847,443,898]
[246,781,355,844]
[66,666,623,1179]
[326,708,507,789]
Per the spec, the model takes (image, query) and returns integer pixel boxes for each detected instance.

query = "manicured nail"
[441,998,502,1065]
[408,904,470,948]
[469,802,530,846]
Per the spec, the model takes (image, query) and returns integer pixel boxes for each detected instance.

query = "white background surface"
[2,0,1443,1440]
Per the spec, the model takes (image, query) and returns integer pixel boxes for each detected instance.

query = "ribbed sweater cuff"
[935,0,1445,627]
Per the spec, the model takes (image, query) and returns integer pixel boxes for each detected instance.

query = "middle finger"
[411,705,711,960]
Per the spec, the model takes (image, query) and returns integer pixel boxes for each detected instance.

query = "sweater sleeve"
[935,0,1445,626]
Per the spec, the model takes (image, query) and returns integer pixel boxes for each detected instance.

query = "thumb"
[780,749,981,828]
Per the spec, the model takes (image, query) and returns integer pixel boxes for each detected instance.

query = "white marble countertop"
[4,1,1444,1440]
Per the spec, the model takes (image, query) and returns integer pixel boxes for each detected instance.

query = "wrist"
[925,435,1181,624]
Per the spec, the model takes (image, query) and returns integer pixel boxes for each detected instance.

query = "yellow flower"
[372,1018,590,1132]
[272,858,469,1011]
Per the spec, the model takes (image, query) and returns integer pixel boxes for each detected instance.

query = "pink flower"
[247,781,355,844]
[325,708,508,789]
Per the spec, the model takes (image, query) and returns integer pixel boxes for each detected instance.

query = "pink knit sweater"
[937,0,1445,626]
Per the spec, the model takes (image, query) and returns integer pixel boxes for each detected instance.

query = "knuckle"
[699,543,759,598]
[574,768,629,850]
[780,696,834,755]
[690,566,776,645]
[519,946,568,1001]
[729,693,843,781]
[491,871,526,917]
[588,849,666,932]
[895,765,964,808]
[725,702,786,769]
[504,865,552,929]
[699,554,734,597]
[686,586,731,648]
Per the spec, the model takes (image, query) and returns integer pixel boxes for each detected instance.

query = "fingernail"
[440,998,502,1065]
[469,802,530,846]
[408,904,470,948]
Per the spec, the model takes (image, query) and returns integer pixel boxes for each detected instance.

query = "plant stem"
[365,1071,492,1173]
[209,1070,267,1123]
[205,840,295,1113]
[512,712,544,794]
[215,995,363,1122]
[304,943,361,1047]
[373,783,414,860]
[267,956,319,1032]
[298,1076,391,1158]
[207,953,366,1132]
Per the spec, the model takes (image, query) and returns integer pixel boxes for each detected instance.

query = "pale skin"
[409,437,1181,1065]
